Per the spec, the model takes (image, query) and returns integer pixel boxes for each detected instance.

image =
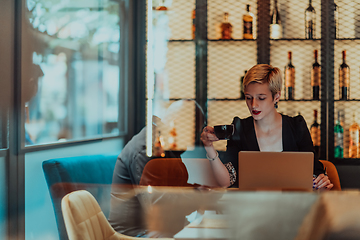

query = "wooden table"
[136,186,360,240]
[174,213,231,240]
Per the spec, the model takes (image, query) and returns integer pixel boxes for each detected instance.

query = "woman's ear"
[274,91,281,102]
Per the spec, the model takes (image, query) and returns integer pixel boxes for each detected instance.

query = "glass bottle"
[284,51,295,100]
[334,111,344,158]
[311,50,321,100]
[240,70,247,100]
[305,0,316,39]
[310,109,320,158]
[192,9,196,39]
[334,2,339,39]
[339,50,350,100]
[155,0,168,11]
[154,130,165,157]
[270,0,282,39]
[220,12,233,40]
[349,113,360,158]
[168,121,177,150]
[243,4,254,39]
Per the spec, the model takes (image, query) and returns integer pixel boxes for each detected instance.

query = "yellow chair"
[61,190,174,240]
[319,160,341,191]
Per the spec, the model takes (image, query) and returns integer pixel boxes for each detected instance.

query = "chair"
[61,190,173,240]
[42,153,118,240]
[319,160,341,190]
[139,158,189,186]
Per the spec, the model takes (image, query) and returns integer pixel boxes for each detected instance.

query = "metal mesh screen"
[166,42,196,99]
[149,0,196,155]
[271,41,321,101]
[153,99,197,151]
[207,0,258,40]
[207,0,257,150]
[167,0,196,40]
[208,41,257,99]
[337,1,360,39]
[334,1,360,159]
[208,101,249,150]
[334,41,360,158]
[146,0,360,159]
[165,0,196,100]
[207,0,323,151]
[270,39,322,142]
[275,0,322,39]
[269,0,323,157]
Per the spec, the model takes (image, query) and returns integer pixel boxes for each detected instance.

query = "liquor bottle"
[305,0,316,39]
[270,0,282,39]
[311,50,321,100]
[349,113,360,158]
[334,111,344,158]
[168,121,177,150]
[284,51,295,100]
[192,9,196,39]
[334,3,339,39]
[154,0,167,10]
[310,109,320,158]
[240,70,247,100]
[339,50,350,100]
[154,131,165,157]
[220,12,233,40]
[243,4,254,39]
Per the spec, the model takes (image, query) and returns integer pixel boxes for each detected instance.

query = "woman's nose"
[251,99,258,108]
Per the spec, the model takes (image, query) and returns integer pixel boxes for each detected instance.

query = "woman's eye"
[259,98,266,100]
[245,97,252,100]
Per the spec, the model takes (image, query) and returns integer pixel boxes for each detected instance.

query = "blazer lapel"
[282,115,297,151]
[244,117,260,151]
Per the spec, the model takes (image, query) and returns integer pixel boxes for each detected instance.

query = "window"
[23,0,121,146]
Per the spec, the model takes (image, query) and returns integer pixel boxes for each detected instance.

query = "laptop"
[238,151,314,191]
[181,158,221,187]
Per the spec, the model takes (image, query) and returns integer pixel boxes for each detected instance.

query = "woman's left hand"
[313,174,333,190]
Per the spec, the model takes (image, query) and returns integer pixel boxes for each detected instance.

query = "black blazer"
[220,114,325,181]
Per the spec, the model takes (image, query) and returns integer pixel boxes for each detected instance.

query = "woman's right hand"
[200,126,219,147]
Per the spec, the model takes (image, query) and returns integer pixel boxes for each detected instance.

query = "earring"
[274,102,278,109]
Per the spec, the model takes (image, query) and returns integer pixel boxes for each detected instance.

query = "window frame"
[19,0,130,150]
[2,0,143,238]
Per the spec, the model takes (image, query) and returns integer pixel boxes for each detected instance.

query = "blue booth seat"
[42,153,118,240]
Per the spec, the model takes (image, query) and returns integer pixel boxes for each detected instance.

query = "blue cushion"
[42,153,118,240]
[43,153,117,184]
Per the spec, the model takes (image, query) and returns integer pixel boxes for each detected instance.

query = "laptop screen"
[238,151,314,191]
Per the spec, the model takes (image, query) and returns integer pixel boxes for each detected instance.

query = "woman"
[201,64,333,190]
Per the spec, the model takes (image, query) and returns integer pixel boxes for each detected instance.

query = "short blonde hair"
[243,64,282,98]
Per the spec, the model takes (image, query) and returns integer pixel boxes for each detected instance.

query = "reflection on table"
[131,186,360,240]
[174,211,230,240]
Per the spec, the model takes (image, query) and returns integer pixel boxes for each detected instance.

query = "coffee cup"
[214,124,234,140]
